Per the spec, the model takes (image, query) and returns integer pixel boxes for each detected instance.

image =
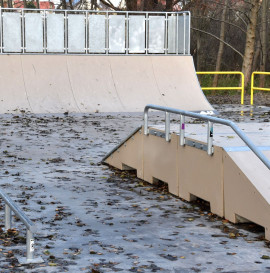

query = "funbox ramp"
[0,55,213,114]
[103,122,270,239]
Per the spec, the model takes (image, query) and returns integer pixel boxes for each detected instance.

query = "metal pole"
[207,121,213,155]
[106,11,109,54]
[251,72,254,105]
[183,13,186,55]
[146,13,148,55]
[165,13,168,54]
[5,204,11,230]
[65,11,67,54]
[180,114,185,146]
[0,7,2,54]
[165,111,170,142]
[22,9,25,53]
[144,109,149,135]
[26,229,34,261]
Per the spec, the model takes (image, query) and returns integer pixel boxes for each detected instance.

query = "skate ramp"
[103,118,270,239]
[0,55,213,114]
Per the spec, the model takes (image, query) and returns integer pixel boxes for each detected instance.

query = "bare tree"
[241,0,261,88]
[259,0,268,87]
[213,0,229,91]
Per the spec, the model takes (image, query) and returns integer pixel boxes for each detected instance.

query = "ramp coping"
[144,104,270,170]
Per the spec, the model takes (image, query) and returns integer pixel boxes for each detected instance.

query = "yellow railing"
[196,71,245,105]
[251,72,270,105]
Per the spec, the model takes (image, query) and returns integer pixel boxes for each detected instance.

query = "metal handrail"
[196,71,245,105]
[0,189,43,264]
[144,104,270,170]
[250,71,270,105]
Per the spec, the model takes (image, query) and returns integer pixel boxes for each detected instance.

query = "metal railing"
[0,7,190,55]
[197,71,245,105]
[144,104,270,170]
[0,189,43,264]
[251,72,270,105]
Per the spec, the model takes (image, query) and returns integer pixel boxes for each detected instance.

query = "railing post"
[5,204,12,230]
[207,121,213,155]
[251,72,254,105]
[144,108,149,135]
[180,114,185,146]
[26,229,34,260]
[241,72,245,105]
[165,111,170,142]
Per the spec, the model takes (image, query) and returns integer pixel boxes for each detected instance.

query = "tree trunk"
[166,0,173,11]
[196,32,202,71]
[241,0,261,88]
[69,0,74,9]
[143,0,154,11]
[126,0,137,10]
[36,0,40,9]
[62,0,67,9]
[213,0,228,93]
[259,0,268,88]
[252,39,261,71]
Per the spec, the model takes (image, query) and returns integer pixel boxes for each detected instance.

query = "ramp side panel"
[104,129,144,179]
[143,132,178,196]
[0,55,31,113]
[178,142,224,217]
[224,150,270,239]
[21,55,79,113]
[151,56,214,111]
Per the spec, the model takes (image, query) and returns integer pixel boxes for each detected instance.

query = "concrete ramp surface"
[0,55,213,113]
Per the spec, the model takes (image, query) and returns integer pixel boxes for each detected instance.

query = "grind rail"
[144,104,270,170]
[0,189,43,264]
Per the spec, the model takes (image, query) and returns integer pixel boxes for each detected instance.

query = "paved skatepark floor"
[0,104,270,273]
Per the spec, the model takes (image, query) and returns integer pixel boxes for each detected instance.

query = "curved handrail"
[144,104,270,170]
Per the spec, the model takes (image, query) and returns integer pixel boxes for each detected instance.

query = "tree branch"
[192,15,246,34]
[192,27,244,59]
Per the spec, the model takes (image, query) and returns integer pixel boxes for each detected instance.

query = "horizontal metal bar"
[252,87,270,92]
[252,72,270,76]
[197,71,244,75]
[0,190,36,232]
[0,7,190,15]
[144,104,270,170]
[201,87,242,90]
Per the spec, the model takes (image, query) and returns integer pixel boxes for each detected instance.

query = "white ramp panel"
[25,13,44,53]
[88,14,106,53]
[3,13,22,53]
[68,14,85,53]
[177,14,185,54]
[148,16,165,54]
[168,15,177,54]
[128,15,145,54]
[46,13,64,53]
[109,15,125,53]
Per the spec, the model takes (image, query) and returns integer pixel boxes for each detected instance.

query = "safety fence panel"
[0,8,190,55]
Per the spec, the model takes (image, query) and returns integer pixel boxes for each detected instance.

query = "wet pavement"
[0,104,269,273]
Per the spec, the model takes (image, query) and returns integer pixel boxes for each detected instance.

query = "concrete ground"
[0,104,270,273]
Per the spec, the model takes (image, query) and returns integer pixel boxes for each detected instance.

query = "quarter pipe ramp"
[0,55,213,114]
